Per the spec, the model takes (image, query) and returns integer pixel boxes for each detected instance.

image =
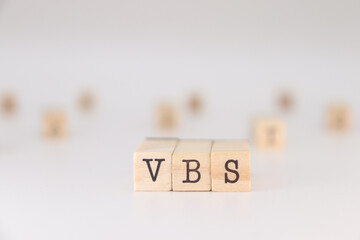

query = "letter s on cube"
[211,140,251,192]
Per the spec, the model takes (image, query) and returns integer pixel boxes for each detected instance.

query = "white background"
[0,0,360,239]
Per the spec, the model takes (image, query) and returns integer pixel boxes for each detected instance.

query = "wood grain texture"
[172,140,212,191]
[43,111,68,139]
[254,118,285,149]
[211,140,250,192]
[134,139,178,191]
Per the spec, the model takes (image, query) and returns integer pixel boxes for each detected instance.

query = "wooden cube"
[134,138,178,191]
[211,140,251,192]
[188,93,203,115]
[156,103,178,131]
[172,140,212,191]
[79,91,95,112]
[278,91,294,112]
[327,104,351,131]
[1,93,17,115]
[43,111,68,138]
[254,118,285,149]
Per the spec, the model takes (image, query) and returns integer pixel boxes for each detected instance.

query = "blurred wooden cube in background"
[327,104,351,131]
[43,111,68,138]
[187,92,203,115]
[1,93,17,115]
[278,91,294,112]
[79,91,95,112]
[156,103,178,131]
[254,118,285,149]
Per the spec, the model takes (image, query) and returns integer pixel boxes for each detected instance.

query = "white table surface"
[1,118,359,240]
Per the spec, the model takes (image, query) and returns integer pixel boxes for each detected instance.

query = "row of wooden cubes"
[134,139,250,192]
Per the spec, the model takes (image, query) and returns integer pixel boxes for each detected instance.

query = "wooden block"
[79,91,95,112]
[278,91,294,112]
[188,93,203,115]
[43,111,68,138]
[254,118,285,149]
[134,138,178,191]
[156,103,178,131]
[172,140,212,191]
[1,93,17,115]
[211,140,251,192]
[327,104,351,131]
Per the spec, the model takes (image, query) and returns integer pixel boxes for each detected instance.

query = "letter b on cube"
[172,140,212,191]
